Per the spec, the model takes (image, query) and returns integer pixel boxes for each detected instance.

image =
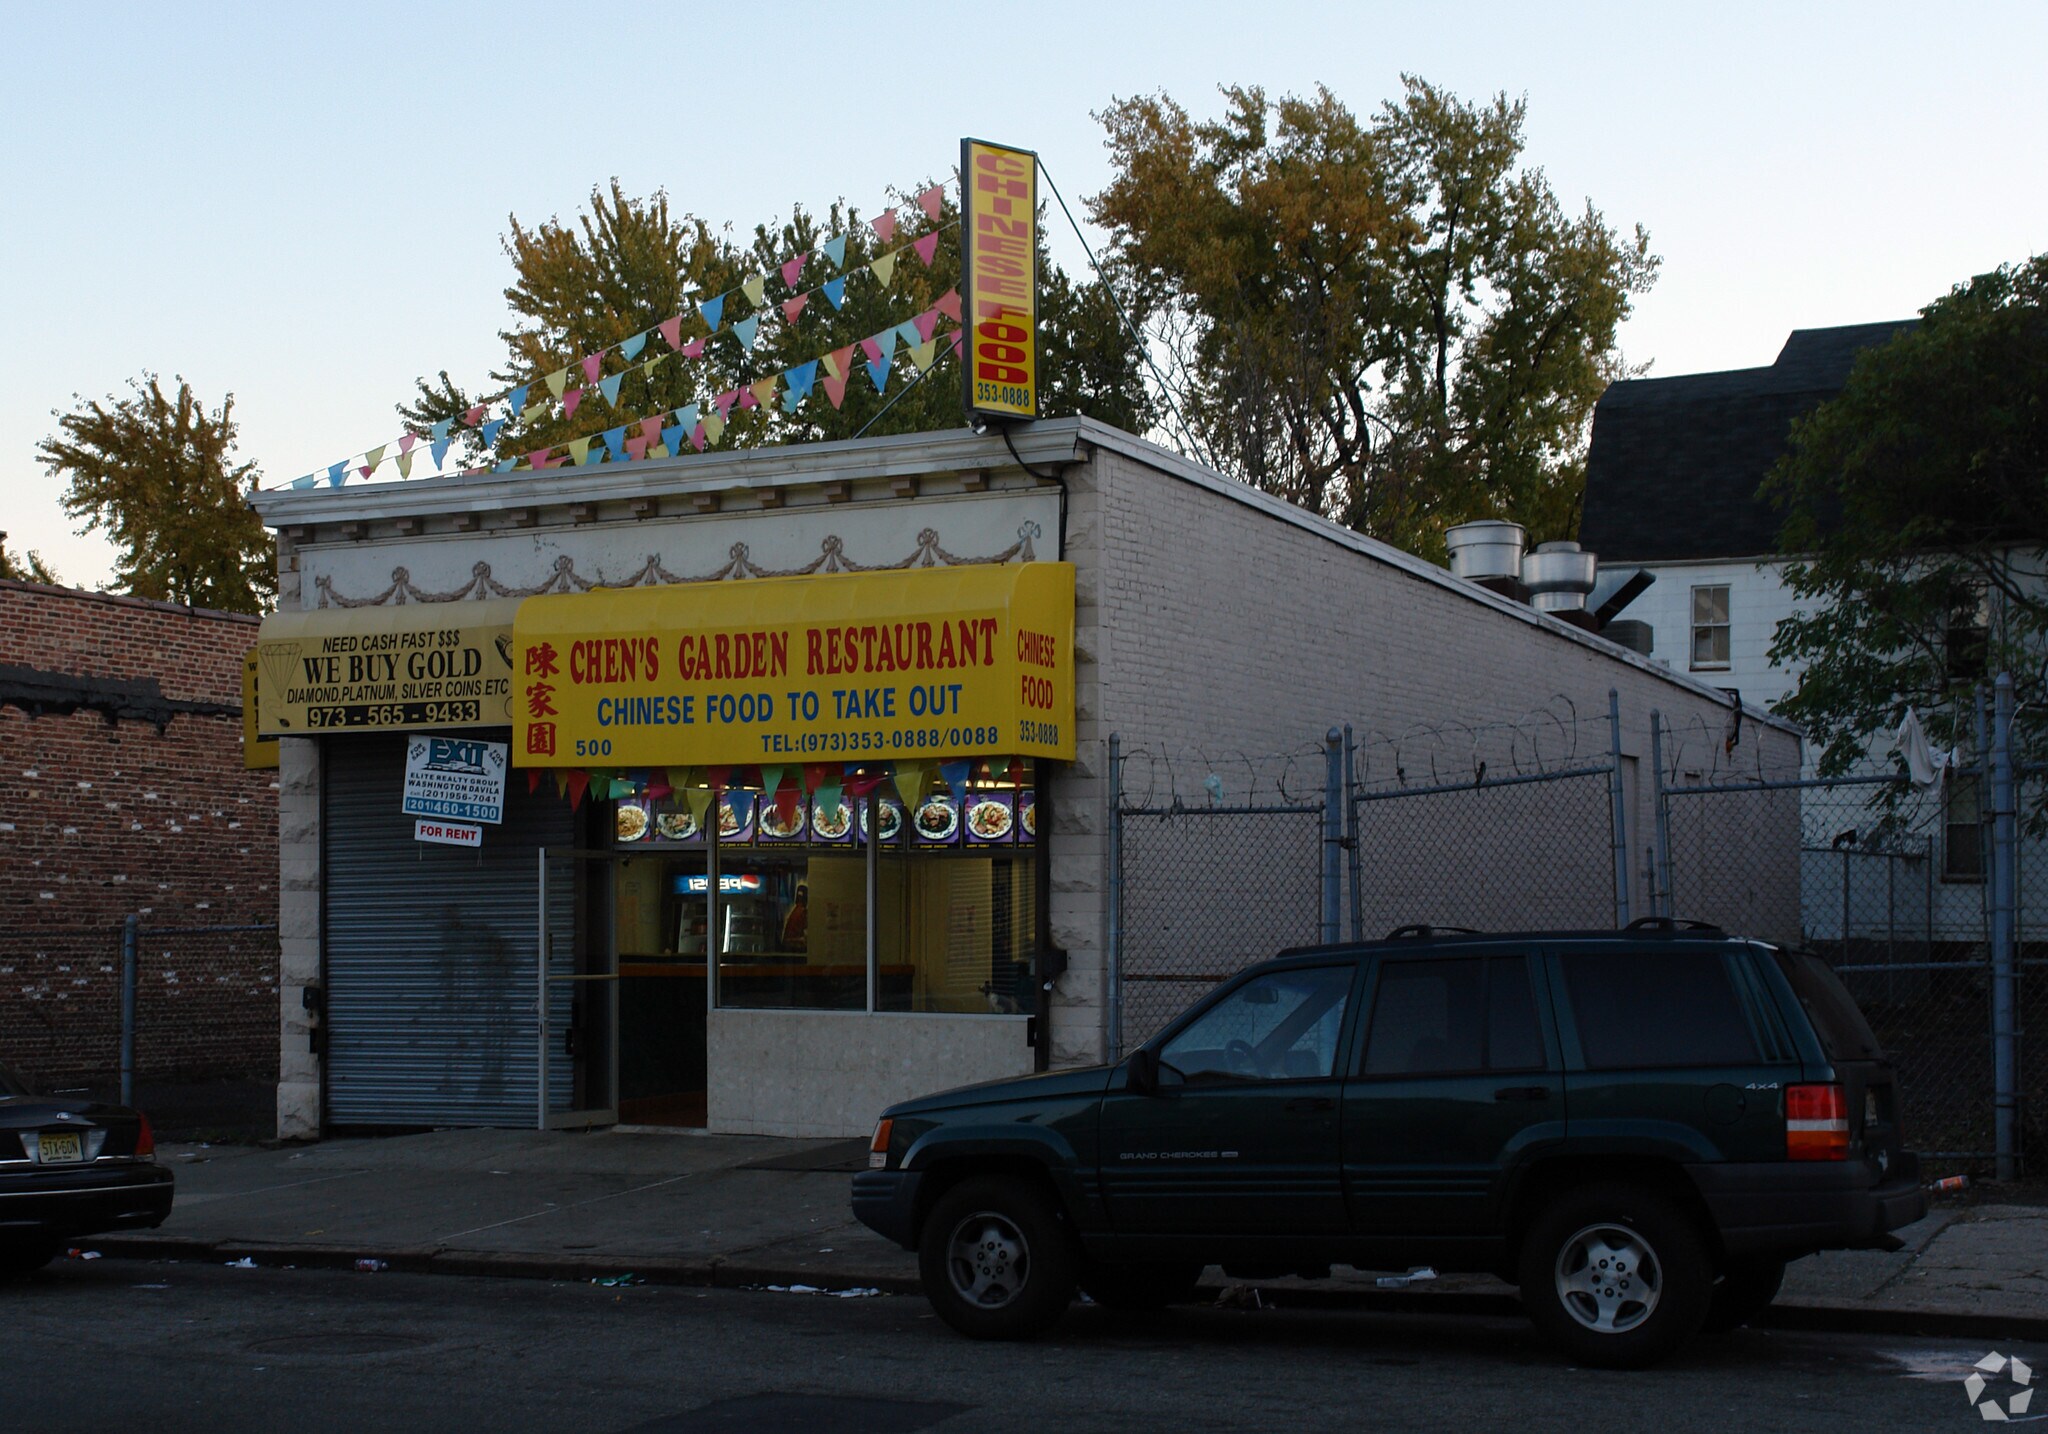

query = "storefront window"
[607,760,1038,1016]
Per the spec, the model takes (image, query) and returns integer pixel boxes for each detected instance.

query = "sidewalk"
[86,1130,2048,1340]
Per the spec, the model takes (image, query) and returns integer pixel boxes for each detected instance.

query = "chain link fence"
[1109,742,1326,1054]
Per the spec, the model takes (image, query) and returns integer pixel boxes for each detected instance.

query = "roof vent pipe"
[1444,520,1526,582]
[1523,541,1599,613]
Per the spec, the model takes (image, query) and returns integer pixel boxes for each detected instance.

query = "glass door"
[538,848,618,1129]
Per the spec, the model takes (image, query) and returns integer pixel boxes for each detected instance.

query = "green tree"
[401,179,1150,465]
[1766,256,2048,795]
[1089,77,1657,557]
[0,540,60,584]
[37,375,273,614]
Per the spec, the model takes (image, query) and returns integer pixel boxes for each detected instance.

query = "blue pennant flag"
[699,294,726,331]
[821,277,847,309]
[598,372,624,406]
[291,474,316,490]
[325,461,348,487]
[939,759,971,795]
[821,235,847,269]
[661,422,686,455]
[480,418,506,448]
[506,384,530,414]
[785,360,819,402]
[894,320,922,351]
[430,418,452,442]
[675,403,701,431]
[602,426,628,462]
[430,437,453,469]
[866,354,891,394]
[732,315,760,350]
[494,457,517,473]
[782,385,806,414]
[619,332,648,361]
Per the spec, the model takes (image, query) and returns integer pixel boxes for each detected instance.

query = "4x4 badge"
[1744,1082,1779,1091]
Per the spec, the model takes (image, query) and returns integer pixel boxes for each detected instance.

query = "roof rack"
[1623,916,1724,933]
[1385,924,1483,940]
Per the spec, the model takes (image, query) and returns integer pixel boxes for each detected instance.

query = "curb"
[80,1236,2048,1343]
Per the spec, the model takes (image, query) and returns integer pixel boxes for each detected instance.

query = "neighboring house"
[0,580,280,1093]
[1577,321,2021,947]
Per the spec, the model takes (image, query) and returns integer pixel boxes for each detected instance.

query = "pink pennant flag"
[823,373,850,410]
[860,337,883,364]
[917,185,943,222]
[658,315,685,350]
[714,389,741,418]
[949,329,965,357]
[625,436,648,461]
[398,432,417,455]
[871,210,897,244]
[912,232,939,267]
[737,385,758,410]
[934,288,961,323]
[827,344,856,380]
[915,309,940,343]
[530,447,557,470]
[682,337,706,359]
[640,417,663,446]
[781,254,806,289]
[782,294,808,325]
[563,388,584,419]
[580,353,605,384]
[689,423,707,452]
[463,404,487,428]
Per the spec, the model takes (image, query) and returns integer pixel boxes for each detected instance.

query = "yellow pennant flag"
[750,377,778,409]
[396,451,415,479]
[822,351,844,380]
[362,443,386,473]
[908,338,938,373]
[871,253,897,287]
[741,274,765,306]
[891,759,933,808]
[684,783,714,832]
[643,352,665,380]
[702,411,726,444]
[568,436,595,465]
[523,401,549,425]
[545,367,570,399]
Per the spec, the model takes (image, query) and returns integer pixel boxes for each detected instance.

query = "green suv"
[851,923,1925,1367]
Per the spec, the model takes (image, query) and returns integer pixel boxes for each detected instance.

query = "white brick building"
[252,418,1796,1139]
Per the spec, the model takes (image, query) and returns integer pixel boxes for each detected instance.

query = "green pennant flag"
[891,759,932,807]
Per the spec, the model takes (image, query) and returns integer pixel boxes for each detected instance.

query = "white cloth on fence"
[1897,707,1953,790]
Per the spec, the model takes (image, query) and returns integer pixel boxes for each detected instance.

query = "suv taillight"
[1786,1084,1849,1161]
[135,1112,155,1158]
[868,1118,893,1169]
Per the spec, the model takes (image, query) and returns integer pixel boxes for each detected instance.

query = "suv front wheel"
[919,1176,1076,1339]
[1518,1183,1712,1368]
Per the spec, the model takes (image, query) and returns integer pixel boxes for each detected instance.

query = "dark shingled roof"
[1579,321,1915,562]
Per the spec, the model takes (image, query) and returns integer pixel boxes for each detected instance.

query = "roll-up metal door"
[323,733,574,1126]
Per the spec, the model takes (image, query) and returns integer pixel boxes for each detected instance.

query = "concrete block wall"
[1044,433,1803,1065]
[0,581,279,1088]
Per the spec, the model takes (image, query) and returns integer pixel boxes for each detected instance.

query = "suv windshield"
[1773,950,1885,1061]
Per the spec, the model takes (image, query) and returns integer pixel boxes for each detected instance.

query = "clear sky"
[4,1,2042,587]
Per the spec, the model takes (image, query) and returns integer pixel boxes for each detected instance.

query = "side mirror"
[1127,1048,1158,1096]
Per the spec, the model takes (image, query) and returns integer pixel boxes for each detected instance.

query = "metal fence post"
[1990,673,2019,1180]
[1607,689,1631,927]
[1650,710,1673,918]
[1344,724,1361,942]
[1106,733,1123,1060]
[119,915,138,1108]
[1323,729,1344,943]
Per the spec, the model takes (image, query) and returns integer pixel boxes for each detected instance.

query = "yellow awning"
[254,599,520,736]
[511,564,1074,766]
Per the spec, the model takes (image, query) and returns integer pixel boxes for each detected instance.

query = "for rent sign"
[511,563,1075,767]
[961,137,1038,421]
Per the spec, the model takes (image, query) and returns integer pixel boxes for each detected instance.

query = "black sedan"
[1,1063,173,1274]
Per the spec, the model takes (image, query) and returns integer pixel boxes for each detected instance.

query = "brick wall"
[1043,430,1805,1064]
[0,580,279,1087]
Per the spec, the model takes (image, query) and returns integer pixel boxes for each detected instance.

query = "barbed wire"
[1114,741,1329,811]
[1354,694,1608,791]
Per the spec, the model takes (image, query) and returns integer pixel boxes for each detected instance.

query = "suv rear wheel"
[1518,1183,1711,1368]
[1702,1256,1787,1332]
[919,1176,1076,1339]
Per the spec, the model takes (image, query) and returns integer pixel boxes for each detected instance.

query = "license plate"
[37,1132,83,1163]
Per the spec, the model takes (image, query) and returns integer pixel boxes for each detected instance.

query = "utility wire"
[851,344,951,440]
[1035,158,1210,468]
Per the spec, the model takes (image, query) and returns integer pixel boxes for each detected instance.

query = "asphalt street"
[9,1260,2031,1433]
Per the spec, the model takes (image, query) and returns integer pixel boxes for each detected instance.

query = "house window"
[1690,585,1731,670]
[1945,585,1991,683]
[1944,772,1984,882]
